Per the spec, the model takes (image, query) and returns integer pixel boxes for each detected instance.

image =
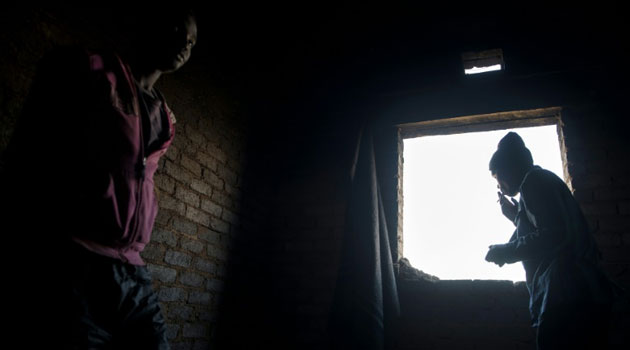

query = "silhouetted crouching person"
[485,132,615,350]
[1,9,197,349]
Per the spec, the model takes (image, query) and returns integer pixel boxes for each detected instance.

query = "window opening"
[401,123,565,281]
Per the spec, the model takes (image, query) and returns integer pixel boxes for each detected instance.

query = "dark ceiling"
[25,2,626,103]
[196,2,627,95]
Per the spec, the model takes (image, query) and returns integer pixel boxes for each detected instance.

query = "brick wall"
[144,72,251,349]
[267,171,347,348]
[561,106,630,288]
[397,280,534,350]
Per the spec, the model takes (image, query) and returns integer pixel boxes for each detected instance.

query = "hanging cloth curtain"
[329,125,400,350]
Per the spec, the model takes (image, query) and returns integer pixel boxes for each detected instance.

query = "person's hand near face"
[497,190,519,222]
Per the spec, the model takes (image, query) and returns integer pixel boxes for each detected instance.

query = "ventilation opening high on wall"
[462,49,504,75]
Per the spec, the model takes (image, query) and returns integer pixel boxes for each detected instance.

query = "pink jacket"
[69,50,176,265]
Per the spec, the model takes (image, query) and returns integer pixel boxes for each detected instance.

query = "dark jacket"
[0,47,175,265]
[502,166,614,326]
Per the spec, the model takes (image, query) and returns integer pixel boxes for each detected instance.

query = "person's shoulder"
[521,167,564,194]
[525,166,553,179]
[80,47,126,71]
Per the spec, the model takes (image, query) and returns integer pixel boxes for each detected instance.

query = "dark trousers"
[536,304,611,350]
[53,243,170,350]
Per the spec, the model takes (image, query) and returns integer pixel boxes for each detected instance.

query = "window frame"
[394,107,569,265]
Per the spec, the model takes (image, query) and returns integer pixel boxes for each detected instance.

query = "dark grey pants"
[536,303,611,350]
[60,244,170,350]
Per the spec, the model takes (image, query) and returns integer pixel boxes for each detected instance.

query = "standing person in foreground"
[485,132,615,350]
[1,8,197,349]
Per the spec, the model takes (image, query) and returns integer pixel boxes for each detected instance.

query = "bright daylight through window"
[402,125,565,281]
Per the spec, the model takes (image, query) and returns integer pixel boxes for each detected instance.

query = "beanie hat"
[489,132,533,173]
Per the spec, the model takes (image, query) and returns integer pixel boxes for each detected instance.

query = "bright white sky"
[402,125,564,281]
[465,64,502,75]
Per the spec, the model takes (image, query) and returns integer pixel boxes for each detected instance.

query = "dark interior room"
[1,2,629,349]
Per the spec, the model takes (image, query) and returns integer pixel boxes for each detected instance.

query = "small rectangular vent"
[462,49,504,75]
